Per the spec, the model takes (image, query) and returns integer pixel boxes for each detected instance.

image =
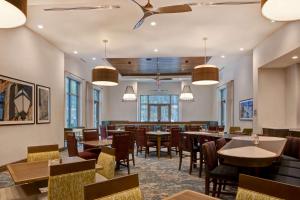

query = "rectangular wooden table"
[164,190,219,200]
[146,131,171,159]
[7,156,85,185]
[80,139,112,148]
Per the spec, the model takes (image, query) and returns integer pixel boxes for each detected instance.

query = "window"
[220,88,227,126]
[93,89,100,128]
[0,93,4,120]
[140,95,179,122]
[65,77,80,128]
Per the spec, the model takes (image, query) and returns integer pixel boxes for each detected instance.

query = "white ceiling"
[26,0,285,66]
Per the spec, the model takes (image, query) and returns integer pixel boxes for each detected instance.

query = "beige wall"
[0,27,64,165]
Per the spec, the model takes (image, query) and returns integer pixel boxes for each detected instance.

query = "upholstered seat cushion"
[209,164,238,179]
[271,174,300,186]
[95,187,143,200]
[79,151,98,160]
[282,155,299,161]
[236,187,283,200]
[280,160,300,169]
[276,166,300,179]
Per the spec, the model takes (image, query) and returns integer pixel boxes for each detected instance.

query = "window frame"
[93,88,101,128]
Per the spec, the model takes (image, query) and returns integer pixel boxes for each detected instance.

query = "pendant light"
[122,86,137,101]
[180,85,194,101]
[0,0,27,28]
[192,37,219,86]
[261,0,300,21]
[92,40,119,86]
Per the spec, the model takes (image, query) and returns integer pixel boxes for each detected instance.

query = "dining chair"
[242,128,253,135]
[27,144,59,162]
[185,125,201,132]
[112,134,130,174]
[84,174,142,200]
[48,160,96,200]
[236,174,300,200]
[96,146,116,179]
[170,127,180,155]
[100,125,107,139]
[136,127,156,158]
[215,138,227,151]
[202,141,238,197]
[66,133,98,160]
[229,127,241,134]
[83,129,99,150]
[283,136,300,161]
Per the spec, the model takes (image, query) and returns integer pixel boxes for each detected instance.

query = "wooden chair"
[202,141,238,197]
[215,138,227,151]
[84,174,142,200]
[100,126,107,139]
[48,160,96,200]
[96,146,116,179]
[112,134,130,174]
[27,144,59,162]
[229,127,241,134]
[125,127,137,166]
[170,127,180,155]
[83,129,99,150]
[66,133,98,160]
[237,174,300,200]
[283,136,300,161]
[136,127,156,158]
[185,125,201,131]
[218,126,225,132]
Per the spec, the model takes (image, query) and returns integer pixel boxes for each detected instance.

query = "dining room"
[0,0,300,200]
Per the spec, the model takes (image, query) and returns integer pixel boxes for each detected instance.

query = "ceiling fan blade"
[44,5,120,11]
[188,1,259,6]
[130,0,148,12]
[133,12,153,29]
[155,4,192,14]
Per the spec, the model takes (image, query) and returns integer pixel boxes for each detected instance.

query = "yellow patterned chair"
[84,174,143,200]
[229,127,241,134]
[236,174,300,200]
[27,144,60,162]
[48,159,96,200]
[96,146,116,179]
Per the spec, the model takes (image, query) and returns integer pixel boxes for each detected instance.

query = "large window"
[93,89,100,128]
[65,77,80,128]
[220,88,227,126]
[140,95,179,122]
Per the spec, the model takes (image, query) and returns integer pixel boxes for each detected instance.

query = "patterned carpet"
[0,149,236,200]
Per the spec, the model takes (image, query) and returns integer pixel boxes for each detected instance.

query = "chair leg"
[136,146,139,156]
[205,176,210,195]
[176,147,178,155]
[169,146,172,159]
[189,153,193,174]
[132,153,135,166]
[217,180,222,197]
[127,159,130,174]
[212,179,217,197]
[223,180,226,190]
[199,152,203,177]
[179,150,183,170]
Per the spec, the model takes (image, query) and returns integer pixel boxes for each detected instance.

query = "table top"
[183,131,239,139]
[218,136,287,167]
[164,190,219,200]
[80,140,112,147]
[7,157,85,185]
[107,130,129,133]
[146,131,171,136]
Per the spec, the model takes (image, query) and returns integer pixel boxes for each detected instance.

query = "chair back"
[96,146,116,179]
[112,134,130,161]
[215,138,227,151]
[107,125,116,130]
[170,127,180,147]
[236,174,300,200]
[84,174,142,200]
[242,128,253,135]
[218,126,225,132]
[185,125,201,132]
[83,129,99,141]
[27,144,59,162]
[202,141,218,172]
[100,126,107,139]
[263,128,289,138]
[179,133,193,152]
[66,133,79,157]
[136,128,146,147]
[48,160,96,200]
[229,126,241,134]
[128,131,136,153]
[284,136,300,159]
[208,125,218,132]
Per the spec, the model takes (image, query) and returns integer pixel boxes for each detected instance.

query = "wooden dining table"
[146,131,171,159]
[164,190,219,200]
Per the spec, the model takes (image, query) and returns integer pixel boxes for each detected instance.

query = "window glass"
[65,77,80,128]
[93,89,100,128]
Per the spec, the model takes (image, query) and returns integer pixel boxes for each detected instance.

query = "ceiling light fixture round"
[292,55,298,60]
[92,40,119,86]
[261,0,300,21]
[122,86,137,101]
[0,0,27,28]
[180,85,194,101]
[150,21,157,26]
[192,38,219,86]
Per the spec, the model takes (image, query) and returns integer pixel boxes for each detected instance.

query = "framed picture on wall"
[36,85,51,124]
[0,75,35,125]
[239,98,253,121]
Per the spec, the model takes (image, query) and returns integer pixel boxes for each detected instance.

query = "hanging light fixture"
[180,85,194,101]
[0,0,27,28]
[122,86,137,101]
[192,37,219,86]
[92,40,119,86]
[261,0,300,21]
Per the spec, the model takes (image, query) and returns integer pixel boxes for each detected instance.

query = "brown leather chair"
[202,141,238,197]
[283,136,300,161]
[66,133,98,160]
[83,129,99,150]
[127,130,136,166]
[135,127,156,158]
[112,134,130,174]
[170,127,180,155]
[215,138,227,151]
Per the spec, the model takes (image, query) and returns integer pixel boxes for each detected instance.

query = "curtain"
[226,80,234,132]
[86,81,94,128]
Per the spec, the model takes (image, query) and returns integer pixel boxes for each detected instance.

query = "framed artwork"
[0,75,35,125]
[36,85,51,124]
[239,98,253,121]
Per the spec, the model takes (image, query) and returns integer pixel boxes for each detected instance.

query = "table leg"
[157,135,161,159]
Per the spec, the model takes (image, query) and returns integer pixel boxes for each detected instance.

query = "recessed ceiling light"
[37,24,44,29]
[150,21,157,26]
[271,20,276,23]
[221,55,226,58]
[154,48,158,52]
[92,57,96,61]
[292,55,298,60]
[73,50,78,54]
[240,48,244,51]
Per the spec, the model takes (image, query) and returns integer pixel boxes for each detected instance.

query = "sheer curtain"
[86,81,94,128]
[226,80,234,132]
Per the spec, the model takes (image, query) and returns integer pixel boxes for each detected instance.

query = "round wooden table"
[218,136,287,168]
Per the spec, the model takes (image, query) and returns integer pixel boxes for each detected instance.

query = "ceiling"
[107,56,210,76]
[26,0,285,69]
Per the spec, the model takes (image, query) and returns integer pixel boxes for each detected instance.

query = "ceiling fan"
[131,0,192,29]
[150,58,171,92]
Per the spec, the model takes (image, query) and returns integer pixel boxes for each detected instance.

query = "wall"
[0,27,64,165]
